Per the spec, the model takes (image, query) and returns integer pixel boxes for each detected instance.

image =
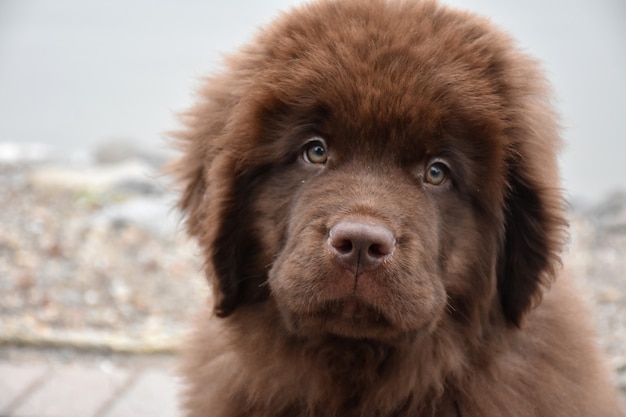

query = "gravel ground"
[0,149,207,354]
[0,143,624,397]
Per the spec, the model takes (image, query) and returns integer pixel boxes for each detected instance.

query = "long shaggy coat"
[171,0,625,416]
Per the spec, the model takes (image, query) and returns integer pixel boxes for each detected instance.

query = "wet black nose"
[328,221,396,274]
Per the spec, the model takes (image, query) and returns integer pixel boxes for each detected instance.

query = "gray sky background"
[0,0,624,202]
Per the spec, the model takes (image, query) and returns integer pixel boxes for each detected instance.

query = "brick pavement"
[0,354,180,417]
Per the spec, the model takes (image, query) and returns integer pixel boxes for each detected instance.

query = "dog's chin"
[278,296,429,341]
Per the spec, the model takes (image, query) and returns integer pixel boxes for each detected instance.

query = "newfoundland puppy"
[171,0,625,416]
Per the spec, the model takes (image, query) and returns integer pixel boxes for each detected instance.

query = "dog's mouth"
[317,296,392,327]
[278,294,405,339]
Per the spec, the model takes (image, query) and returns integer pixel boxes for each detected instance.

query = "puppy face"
[255,107,507,340]
[174,0,566,341]
[266,150,492,339]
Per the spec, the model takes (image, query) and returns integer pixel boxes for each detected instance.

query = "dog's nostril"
[368,244,384,257]
[328,221,396,273]
[334,239,353,255]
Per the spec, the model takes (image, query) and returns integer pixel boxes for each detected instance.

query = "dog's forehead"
[248,0,515,147]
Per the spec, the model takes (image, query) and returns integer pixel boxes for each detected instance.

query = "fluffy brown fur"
[171,1,625,416]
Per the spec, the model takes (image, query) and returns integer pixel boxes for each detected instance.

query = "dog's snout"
[328,221,395,273]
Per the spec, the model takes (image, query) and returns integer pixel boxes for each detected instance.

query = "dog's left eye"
[303,141,328,164]
[424,162,448,186]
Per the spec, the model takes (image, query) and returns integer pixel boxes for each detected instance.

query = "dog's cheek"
[266,190,345,307]
[388,202,449,330]
[436,198,501,324]
[267,216,333,308]
[250,168,312,272]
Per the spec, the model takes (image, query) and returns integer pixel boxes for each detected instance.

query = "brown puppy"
[171,0,625,416]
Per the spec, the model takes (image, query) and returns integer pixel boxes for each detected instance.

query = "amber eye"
[303,141,328,164]
[424,162,448,185]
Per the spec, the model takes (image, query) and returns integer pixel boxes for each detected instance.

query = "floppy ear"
[171,140,270,318]
[205,156,270,317]
[493,50,570,327]
[169,70,272,317]
[497,156,568,327]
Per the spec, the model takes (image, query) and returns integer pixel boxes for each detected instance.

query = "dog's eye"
[424,162,448,186]
[303,141,328,164]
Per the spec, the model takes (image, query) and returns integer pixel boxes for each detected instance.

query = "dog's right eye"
[303,141,328,164]
[424,161,449,186]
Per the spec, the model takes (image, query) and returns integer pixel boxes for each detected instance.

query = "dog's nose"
[328,221,395,274]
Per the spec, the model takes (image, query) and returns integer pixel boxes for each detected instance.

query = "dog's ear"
[170,75,271,317]
[497,140,568,327]
[205,156,270,317]
[171,142,270,318]
[493,51,569,327]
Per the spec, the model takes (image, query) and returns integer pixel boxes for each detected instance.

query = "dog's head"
[172,0,567,339]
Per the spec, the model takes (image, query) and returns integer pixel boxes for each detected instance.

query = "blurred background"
[0,1,624,416]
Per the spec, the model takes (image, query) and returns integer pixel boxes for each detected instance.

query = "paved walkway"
[0,352,181,417]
